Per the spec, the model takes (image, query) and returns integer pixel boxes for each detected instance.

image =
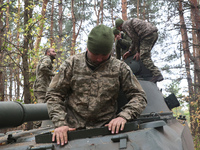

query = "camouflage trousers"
[33,91,46,128]
[140,32,161,76]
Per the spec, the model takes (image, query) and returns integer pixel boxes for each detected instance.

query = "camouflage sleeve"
[40,58,55,76]
[119,36,132,48]
[117,62,147,120]
[123,20,140,53]
[46,59,72,128]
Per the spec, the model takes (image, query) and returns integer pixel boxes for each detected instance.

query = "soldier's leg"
[33,91,46,128]
[140,32,162,77]
[141,53,161,76]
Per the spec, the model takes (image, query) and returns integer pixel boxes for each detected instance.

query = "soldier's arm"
[46,59,72,128]
[46,59,75,145]
[40,59,55,76]
[123,19,140,54]
[117,62,147,120]
[118,35,132,48]
[116,43,121,60]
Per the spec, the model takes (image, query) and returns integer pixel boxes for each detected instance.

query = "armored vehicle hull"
[0,58,194,150]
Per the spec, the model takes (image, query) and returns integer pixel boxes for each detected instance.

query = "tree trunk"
[70,0,82,56]
[0,70,3,101]
[137,0,139,19]
[16,0,21,100]
[23,0,33,130]
[34,0,48,51]
[58,0,63,51]
[50,0,54,47]
[191,3,199,93]
[94,0,104,25]
[100,0,103,24]
[6,0,9,33]
[178,1,193,96]
[110,0,114,26]
[71,0,76,55]
[190,0,200,146]
[9,67,13,101]
[6,0,12,101]
[122,0,127,20]
[94,0,98,25]
[143,1,146,20]
[178,0,199,141]
[190,0,200,44]
[0,0,4,101]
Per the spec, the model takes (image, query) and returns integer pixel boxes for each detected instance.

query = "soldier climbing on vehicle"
[115,18,163,83]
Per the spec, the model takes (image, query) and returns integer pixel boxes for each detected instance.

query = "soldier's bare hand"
[116,35,121,40]
[133,52,140,61]
[52,126,76,145]
[106,117,127,134]
[123,51,131,60]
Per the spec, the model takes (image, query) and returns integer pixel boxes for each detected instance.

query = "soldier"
[33,48,56,103]
[33,48,56,128]
[115,18,163,83]
[46,25,147,146]
[112,27,132,60]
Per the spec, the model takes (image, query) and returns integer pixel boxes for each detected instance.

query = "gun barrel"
[0,101,49,129]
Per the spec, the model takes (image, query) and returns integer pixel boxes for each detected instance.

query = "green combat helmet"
[115,18,124,28]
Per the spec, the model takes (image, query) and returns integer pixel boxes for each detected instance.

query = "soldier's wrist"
[54,121,68,128]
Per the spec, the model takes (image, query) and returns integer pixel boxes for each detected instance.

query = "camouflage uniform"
[115,33,132,60]
[122,18,161,76]
[33,55,55,103]
[46,52,147,129]
[33,55,55,128]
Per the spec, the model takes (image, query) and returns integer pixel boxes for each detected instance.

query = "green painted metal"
[0,101,49,129]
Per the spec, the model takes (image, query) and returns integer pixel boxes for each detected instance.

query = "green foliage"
[15,99,24,104]
[128,0,159,23]
[164,79,188,114]
[164,79,190,125]
[165,79,181,95]
[29,75,36,83]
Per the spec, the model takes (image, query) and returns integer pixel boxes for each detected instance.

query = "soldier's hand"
[133,52,140,61]
[106,117,127,134]
[123,51,130,60]
[116,35,121,40]
[52,126,76,145]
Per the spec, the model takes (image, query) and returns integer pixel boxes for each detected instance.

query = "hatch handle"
[111,134,128,149]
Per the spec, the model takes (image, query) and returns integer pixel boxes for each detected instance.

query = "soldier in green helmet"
[112,27,132,60]
[115,18,163,83]
[46,25,147,145]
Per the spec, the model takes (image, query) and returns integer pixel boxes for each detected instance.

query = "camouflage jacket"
[46,52,147,129]
[122,18,158,53]
[33,55,55,92]
[115,32,132,60]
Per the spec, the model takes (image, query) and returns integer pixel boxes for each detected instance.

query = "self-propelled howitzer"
[0,57,194,150]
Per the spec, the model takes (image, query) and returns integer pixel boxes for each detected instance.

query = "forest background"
[0,0,200,148]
